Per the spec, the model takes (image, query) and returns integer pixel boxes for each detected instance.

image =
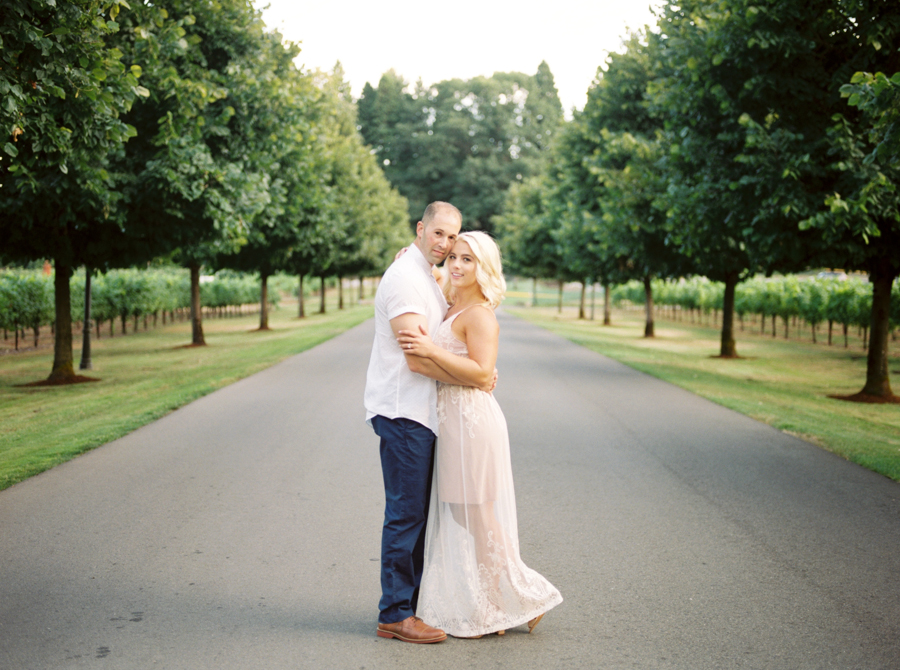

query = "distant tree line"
[356,63,563,232]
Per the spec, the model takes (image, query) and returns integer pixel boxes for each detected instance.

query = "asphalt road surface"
[1,311,898,670]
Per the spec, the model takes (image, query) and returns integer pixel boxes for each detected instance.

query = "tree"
[116,0,278,345]
[646,0,863,357]
[800,70,900,398]
[1,0,148,382]
[705,0,900,396]
[494,176,564,307]
[289,65,409,315]
[573,32,689,335]
[214,33,322,330]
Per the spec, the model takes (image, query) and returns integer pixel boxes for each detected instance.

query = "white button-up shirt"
[364,243,448,435]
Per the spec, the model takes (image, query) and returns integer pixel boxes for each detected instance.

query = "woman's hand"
[397,324,435,358]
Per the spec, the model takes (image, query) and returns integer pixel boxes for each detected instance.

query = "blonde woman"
[397,232,563,638]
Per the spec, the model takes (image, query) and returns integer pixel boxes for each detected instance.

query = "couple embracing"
[364,201,563,643]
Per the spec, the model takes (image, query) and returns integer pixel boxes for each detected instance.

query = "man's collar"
[407,242,432,272]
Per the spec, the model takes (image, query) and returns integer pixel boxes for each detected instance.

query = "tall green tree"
[799,69,900,398]
[306,66,408,309]
[214,33,322,330]
[696,0,900,394]
[1,0,147,382]
[565,32,688,335]
[117,0,275,345]
[649,0,843,357]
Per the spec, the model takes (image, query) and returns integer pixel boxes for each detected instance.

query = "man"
[364,201,481,644]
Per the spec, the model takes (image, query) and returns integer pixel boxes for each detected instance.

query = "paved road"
[1,312,898,670]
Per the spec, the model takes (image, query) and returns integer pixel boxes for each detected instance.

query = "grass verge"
[508,305,900,482]
[0,301,372,491]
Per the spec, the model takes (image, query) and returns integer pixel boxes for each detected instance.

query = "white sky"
[256,0,664,115]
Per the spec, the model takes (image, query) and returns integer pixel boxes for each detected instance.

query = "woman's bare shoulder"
[458,304,498,331]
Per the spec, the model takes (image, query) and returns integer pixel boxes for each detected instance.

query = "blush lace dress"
[418,308,563,637]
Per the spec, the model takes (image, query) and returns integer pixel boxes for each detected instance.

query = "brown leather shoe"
[376,616,447,644]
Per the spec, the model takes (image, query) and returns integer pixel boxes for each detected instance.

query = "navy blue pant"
[372,415,436,624]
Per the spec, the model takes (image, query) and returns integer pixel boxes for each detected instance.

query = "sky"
[255,0,664,115]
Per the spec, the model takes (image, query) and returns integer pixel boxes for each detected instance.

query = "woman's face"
[446,239,478,292]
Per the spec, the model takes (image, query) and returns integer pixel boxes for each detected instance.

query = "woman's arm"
[389,313,472,386]
[397,307,498,388]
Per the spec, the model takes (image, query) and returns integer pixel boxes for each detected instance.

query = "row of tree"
[495,0,900,399]
[1,0,409,383]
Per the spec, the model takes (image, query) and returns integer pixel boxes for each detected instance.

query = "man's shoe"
[376,616,447,644]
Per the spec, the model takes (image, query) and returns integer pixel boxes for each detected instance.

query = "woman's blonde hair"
[442,231,506,308]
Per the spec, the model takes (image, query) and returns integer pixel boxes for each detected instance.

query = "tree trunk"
[828,320,833,345]
[590,282,596,320]
[719,273,738,357]
[783,316,789,339]
[298,274,305,318]
[359,276,365,302]
[189,263,206,346]
[557,280,563,314]
[843,323,849,348]
[339,275,344,310]
[259,273,270,330]
[860,259,896,397]
[48,260,75,382]
[578,281,586,320]
[531,277,538,307]
[761,313,766,334]
[772,314,777,338]
[13,320,19,350]
[811,323,817,344]
[319,276,326,314]
[603,281,611,325]
[643,275,654,338]
[121,313,127,335]
[79,269,92,370]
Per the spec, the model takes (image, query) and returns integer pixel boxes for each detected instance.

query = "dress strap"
[447,303,491,322]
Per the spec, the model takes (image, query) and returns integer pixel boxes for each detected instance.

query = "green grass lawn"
[508,305,900,483]
[0,300,372,490]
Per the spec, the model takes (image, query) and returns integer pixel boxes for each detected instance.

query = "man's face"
[415,212,461,265]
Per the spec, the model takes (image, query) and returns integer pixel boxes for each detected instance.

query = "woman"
[397,231,563,638]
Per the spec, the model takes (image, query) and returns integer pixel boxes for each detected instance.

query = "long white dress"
[418,308,563,637]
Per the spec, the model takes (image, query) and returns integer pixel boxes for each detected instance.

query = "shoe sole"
[376,629,447,644]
